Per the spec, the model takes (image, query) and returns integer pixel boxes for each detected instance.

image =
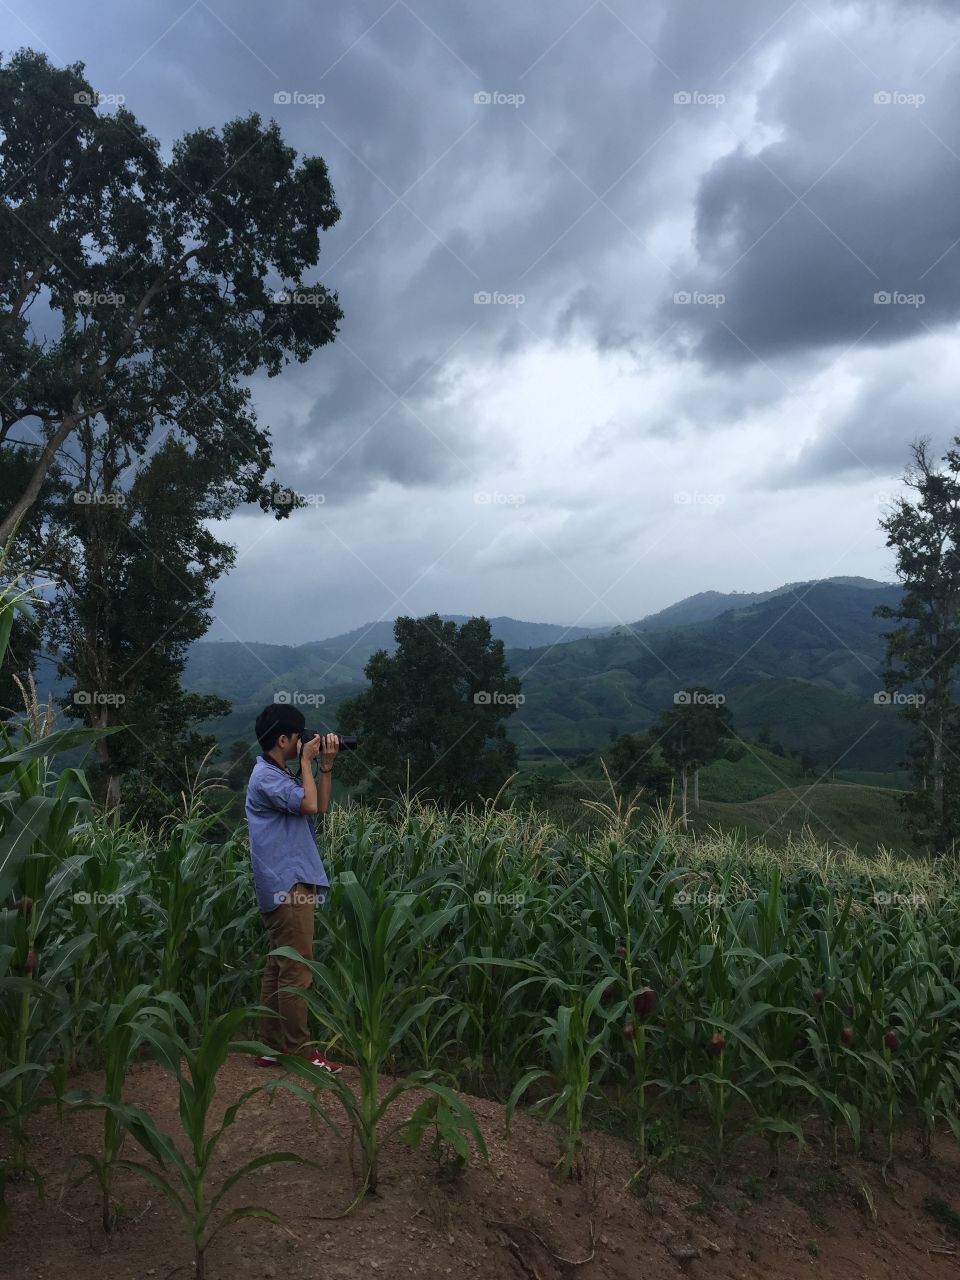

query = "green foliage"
[0,45,346,817]
[508,768,564,810]
[265,871,487,1193]
[875,438,960,854]
[336,614,521,808]
[63,983,157,1231]
[400,1089,486,1179]
[0,459,65,724]
[0,47,344,542]
[43,436,235,822]
[653,688,735,775]
[505,979,613,1180]
[600,732,673,802]
[0,549,115,1211]
[63,1001,312,1279]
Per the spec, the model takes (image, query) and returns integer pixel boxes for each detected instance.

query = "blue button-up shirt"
[245,755,330,914]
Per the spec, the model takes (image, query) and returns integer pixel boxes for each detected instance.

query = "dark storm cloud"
[246,0,709,498]
[5,0,959,645]
[666,4,960,365]
[10,0,832,504]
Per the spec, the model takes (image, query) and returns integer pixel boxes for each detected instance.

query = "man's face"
[278,731,300,760]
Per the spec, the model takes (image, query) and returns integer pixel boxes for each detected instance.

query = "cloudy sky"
[6,0,958,643]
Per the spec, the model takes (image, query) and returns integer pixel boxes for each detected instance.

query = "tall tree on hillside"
[0,48,343,546]
[43,435,233,819]
[602,731,673,804]
[875,437,960,855]
[0,49,345,815]
[336,615,521,809]
[652,688,737,829]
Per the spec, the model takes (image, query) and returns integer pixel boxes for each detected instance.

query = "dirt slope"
[5,1052,960,1280]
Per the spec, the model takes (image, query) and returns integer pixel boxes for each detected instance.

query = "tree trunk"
[933,704,945,823]
[93,706,121,813]
[680,767,688,831]
[0,413,81,545]
[694,768,700,810]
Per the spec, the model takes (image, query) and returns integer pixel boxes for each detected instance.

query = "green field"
[512,740,913,855]
[3,668,956,1275]
[690,783,912,854]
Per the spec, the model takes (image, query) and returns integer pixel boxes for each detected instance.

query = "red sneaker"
[302,1047,343,1074]
[253,1053,280,1068]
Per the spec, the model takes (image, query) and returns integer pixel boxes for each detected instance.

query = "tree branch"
[0,401,105,544]
[0,258,53,332]
[95,246,206,380]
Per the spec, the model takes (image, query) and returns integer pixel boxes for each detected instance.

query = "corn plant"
[883,921,960,1157]
[63,998,314,1278]
[269,1055,487,1210]
[419,835,557,1096]
[504,977,612,1181]
[400,1088,486,1180]
[0,557,113,1203]
[266,871,487,1194]
[63,983,156,1231]
[665,883,811,1169]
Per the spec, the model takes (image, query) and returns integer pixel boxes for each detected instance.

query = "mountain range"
[177,575,908,776]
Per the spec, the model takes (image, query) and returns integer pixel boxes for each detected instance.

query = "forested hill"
[29,577,909,773]
[499,579,909,769]
[182,616,614,703]
[511,579,903,699]
[625,575,893,631]
[181,575,897,705]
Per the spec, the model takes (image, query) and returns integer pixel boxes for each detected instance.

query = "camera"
[300,730,358,751]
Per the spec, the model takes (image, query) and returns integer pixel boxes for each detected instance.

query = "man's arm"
[317,733,339,814]
[300,761,319,814]
[299,734,322,814]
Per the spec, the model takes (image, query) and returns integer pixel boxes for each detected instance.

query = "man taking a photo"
[245,702,342,1072]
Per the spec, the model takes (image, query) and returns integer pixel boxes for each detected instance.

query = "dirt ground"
[4,1052,960,1280]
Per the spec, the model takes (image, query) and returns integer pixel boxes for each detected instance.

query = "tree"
[652,688,736,829]
[875,436,960,855]
[0,48,345,815]
[0,48,343,545]
[336,615,521,809]
[601,731,672,803]
[509,769,562,812]
[42,436,233,819]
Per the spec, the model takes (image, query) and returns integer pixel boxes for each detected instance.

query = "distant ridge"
[35,580,905,770]
[290,615,614,654]
[624,576,896,632]
[181,615,616,703]
[496,578,908,771]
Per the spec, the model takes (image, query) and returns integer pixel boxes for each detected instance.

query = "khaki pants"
[258,882,317,1055]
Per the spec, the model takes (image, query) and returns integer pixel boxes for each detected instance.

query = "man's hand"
[301,733,324,763]
[320,733,340,770]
